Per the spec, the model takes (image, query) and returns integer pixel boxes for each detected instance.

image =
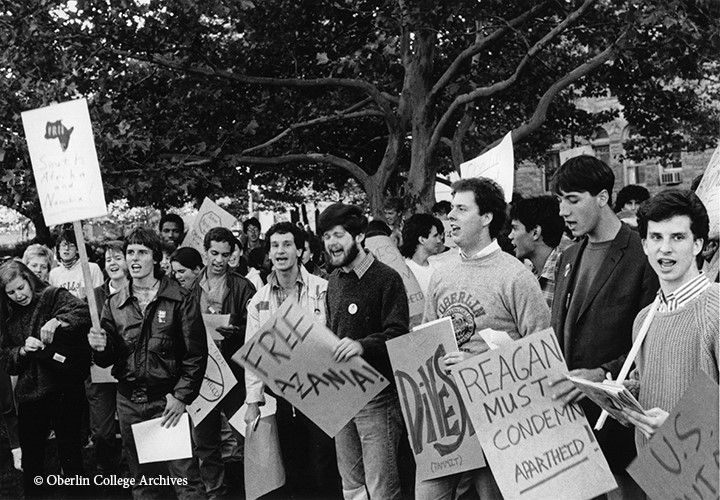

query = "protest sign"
[181,198,238,254]
[695,143,719,239]
[229,395,278,438]
[628,372,719,500]
[244,414,286,500]
[188,331,238,425]
[202,313,230,342]
[132,414,193,464]
[558,145,594,165]
[90,364,117,384]
[460,132,514,202]
[233,298,389,437]
[452,329,616,500]
[387,318,486,481]
[21,98,107,226]
[365,234,424,329]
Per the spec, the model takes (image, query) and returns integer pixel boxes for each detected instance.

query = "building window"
[591,127,611,166]
[625,162,646,185]
[543,151,560,192]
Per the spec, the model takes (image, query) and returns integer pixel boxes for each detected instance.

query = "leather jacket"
[94,276,208,405]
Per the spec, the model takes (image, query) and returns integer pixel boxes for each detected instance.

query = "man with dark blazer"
[547,156,659,499]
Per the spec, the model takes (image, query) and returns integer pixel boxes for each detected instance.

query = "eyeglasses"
[59,242,77,249]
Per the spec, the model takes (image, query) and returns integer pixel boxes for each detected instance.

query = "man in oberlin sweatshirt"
[620,190,718,448]
[420,177,551,500]
[318,203,409,500]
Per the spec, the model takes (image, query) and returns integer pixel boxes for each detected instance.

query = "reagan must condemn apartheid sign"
[233,298,389,437]
[387,318,486,482]
[451,328,616,500]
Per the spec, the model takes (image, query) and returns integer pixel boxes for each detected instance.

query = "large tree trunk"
[30,212,52,245]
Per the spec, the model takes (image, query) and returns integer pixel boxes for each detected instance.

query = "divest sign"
[387,318,486,481]
[21,98,108,226]
[233,298,389,437]
[452,328,616,500]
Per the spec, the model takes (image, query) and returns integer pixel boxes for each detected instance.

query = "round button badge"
[348,303,358,315]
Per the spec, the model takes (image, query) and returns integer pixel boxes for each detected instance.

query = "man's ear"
[532,225,542,242]
[596,189,610,207]
[480,212,493,228]
[355,232,366,246]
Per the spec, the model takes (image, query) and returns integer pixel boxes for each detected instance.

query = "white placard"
[21,98,107,226]
[181,198,238,254]
[187,331,238,425]
[229,395,278,437]
[460,132,514,202]
[559,145,594,165]
[131,413,193,464]
[695,144,719,239]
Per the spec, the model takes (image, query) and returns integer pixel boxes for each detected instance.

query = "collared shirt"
[268,267,305,309]
[657,273,711,313]
[537,246,563,308]
[459,239,500,260]
[345,251,374,279]
[198,271,227,314]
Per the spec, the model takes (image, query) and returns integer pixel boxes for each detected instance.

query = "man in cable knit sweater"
[620,190,719,448]
[319,203,409,500]
[420,178,551,500]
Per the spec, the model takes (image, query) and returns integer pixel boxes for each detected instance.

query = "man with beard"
[318,203,409,500]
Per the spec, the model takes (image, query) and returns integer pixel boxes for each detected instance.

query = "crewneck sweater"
[424,247,550,354]
[326,258,409,383]
[633,284,719,450]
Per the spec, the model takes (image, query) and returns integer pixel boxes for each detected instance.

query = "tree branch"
[241,109,385,155]
[429,2,548,101]
[112,49,397,122]
[486,33,626,152]
[232,153,370,185]
[428,0,598,154]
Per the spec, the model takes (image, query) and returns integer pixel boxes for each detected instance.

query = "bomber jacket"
[93,276,208,405]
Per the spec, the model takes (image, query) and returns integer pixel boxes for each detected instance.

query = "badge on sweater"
[348,303,358,315]
[158,310,167,323]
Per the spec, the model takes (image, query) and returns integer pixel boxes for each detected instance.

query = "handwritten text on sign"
[21,98,108,226]
[181,197,238,255]
[233,298,389,437]
[387,318,486,481]
[628,372,719,500]
[188,331,238,426]
[452,329,616,500]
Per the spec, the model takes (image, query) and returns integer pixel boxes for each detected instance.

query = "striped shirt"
[268,268,305,309]
[538,246,563,309]
[657,273,711,312]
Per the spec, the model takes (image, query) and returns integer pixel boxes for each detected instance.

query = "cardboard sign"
[90,363,117,384]
[628,372,719,500]
[451,329,616,500]
[460,132,514,202]
[387,318,486,481]
[365,234,424,329]
[181,198,238,254]
[188,331,238,425]
[244,415,286,500]
[695,143,719,239]
[233,298,389,437]
[21,98,108,226]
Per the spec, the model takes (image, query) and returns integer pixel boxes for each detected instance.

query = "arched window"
[591,127,610,165]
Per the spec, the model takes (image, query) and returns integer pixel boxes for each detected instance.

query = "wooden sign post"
[21,98,109,332]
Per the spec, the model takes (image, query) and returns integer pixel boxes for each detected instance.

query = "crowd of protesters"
[0,154,717,500]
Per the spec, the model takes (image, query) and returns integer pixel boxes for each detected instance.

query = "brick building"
[514,96,715,199]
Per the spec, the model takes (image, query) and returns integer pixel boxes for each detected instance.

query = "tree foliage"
[0,0,718,224]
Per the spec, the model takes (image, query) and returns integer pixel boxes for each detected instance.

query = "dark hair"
[304,231,323,258]
[55,229,77,260]
[242,217,261,233]
[637,190,709,243]
[509,196,565,248]
[365,220,392,238]
[0,259,47,293]
[100,239,125,256]
[400,214,444,257]
[614,185,650,212]
[265,222,306,251]
[159,213,184,234]
[317,203,368,238]
[552,155,615,204]
[451,177,507,239]
[203,227,237,252]
[170,247,203,270]
[690,174,704,192]
[432,200,451,216]
[383,197,403,212]
[124,226,163,277]
[248,248,267,270]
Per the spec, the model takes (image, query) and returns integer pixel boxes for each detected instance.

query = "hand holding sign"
[88,326,107,352]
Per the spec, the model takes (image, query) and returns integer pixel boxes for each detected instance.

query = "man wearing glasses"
[49,229,103,297]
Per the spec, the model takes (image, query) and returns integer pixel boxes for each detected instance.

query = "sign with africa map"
[387,318,486,481]
[21,98,108,226]
[451,329,616,500]
[233,297,389,437]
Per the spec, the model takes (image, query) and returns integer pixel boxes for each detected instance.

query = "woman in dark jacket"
[0,260,91,498]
